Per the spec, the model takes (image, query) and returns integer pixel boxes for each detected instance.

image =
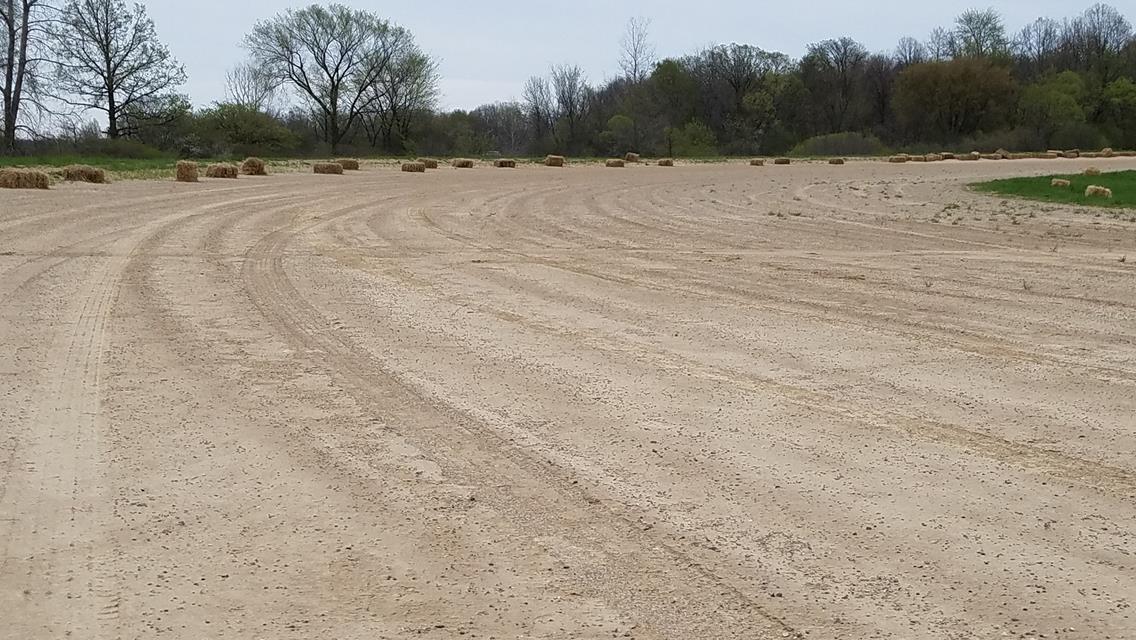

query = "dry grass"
[313,162,345,175]
[240,157,267,176]
[1085,185,1113,199]
[417,158,439,169]
[0,168,50,189]
[62,164,107,184]
[624,152,641,163]
[452,158,475,169]
[494,159,517,168]
[773,158,791,165]
[750,159,765,166]
[605,159,625,168]
[205,163,239,179]
[1052,178,1071,188]
[175,161,199,183]
[657,158,675,167]
[401,162,426,173]
[335,158,360,171]
[1084,167,1102,176]
[545,155,566,167]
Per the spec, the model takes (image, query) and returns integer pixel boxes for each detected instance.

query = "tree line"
[3,1,1135,159]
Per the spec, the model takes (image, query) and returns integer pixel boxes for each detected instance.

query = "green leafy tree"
[1019,71,1086,142]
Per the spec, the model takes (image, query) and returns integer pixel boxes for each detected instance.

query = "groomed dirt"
[1,158,1134,639]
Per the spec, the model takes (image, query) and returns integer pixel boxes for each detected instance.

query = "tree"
[246,3,412,152]
[361,42,438,151]
[1019,71,1086,141]
[1,0,52,152]
[550,64,589,152]
[1014,17,1061,79]
[954,8,1010,58]
[893,57,1017,142]
[51,0,186,139]
[927,27,957,61]
[619,16,655,84]
[225,62,279,113]
[522,75,553,150]
[895,37,927,68]
[800,37,869,133]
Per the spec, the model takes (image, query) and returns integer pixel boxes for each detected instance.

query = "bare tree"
[1014,17,1061,78]
[361,42,439,151]
[550,64,589,149]
[522,75,553,145]
[1060,3,1132,79]
[2,0,54,151]
[225,61,279,112]
[894,37,927,67]
[246,4,410,152]
[619,16,655,83]
[927,26,957,60]
[51,0,185,139]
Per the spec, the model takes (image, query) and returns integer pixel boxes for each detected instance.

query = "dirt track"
[2,158,1135,639]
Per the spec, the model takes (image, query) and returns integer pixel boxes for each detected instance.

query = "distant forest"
[3,1,1135,158]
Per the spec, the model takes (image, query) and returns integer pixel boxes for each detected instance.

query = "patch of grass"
[971,170,1136,209]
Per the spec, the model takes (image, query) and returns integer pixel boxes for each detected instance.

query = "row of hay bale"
[0,164,110,189]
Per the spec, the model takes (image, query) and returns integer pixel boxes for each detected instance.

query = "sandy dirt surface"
[2,158,1135,639]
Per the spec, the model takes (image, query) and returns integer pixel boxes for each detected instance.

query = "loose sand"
[1,158,1134,639]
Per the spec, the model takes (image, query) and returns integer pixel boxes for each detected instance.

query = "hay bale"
[452,158,475,168]
[62,164,107,184]
[939,152,956,160]
[657,158,675,167]
[1101,148,1115,158]
[240,157,267,176]
[773,158,791,165]
[749,158,765,166]
[1081,152,1101,159]
[888,155,908,163]
[416,158,439,169]
[605,159,625,168]
[828,158,845,165]
[1085,185,1113,199]
[175,160,199,182]
[544,155,566,167]
[911,155,928,163]
[995,148,1011,159]
[401,161,426,173]
[1039,152,1060,159]
[335,158,360,170]
[205,163,239,179]
[957,153,978,162]
[493,158,517,168]
[624,152,641,163]
[0,168,50,189]
[981,153,1002,160]
[1084,166,1102,176]
[1051,178,1071,188]
[924,153,943,162]
[1008,153,1031,160]
[313,162,344,175]
[1063,149,1080,159]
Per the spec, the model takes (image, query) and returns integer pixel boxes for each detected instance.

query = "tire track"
[241,208,800,640]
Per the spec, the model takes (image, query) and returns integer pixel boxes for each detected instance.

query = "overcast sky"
[148,0,1092,111]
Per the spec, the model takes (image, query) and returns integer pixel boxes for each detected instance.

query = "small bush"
[791,132,887,157]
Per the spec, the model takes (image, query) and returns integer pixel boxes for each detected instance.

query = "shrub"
[791,132,887,157]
